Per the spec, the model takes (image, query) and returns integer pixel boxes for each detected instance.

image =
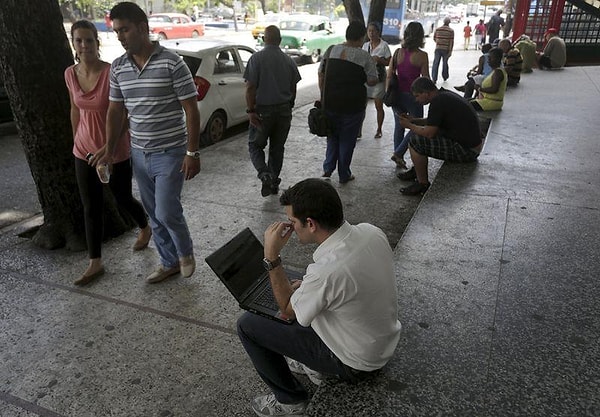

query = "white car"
[161,39,256,144]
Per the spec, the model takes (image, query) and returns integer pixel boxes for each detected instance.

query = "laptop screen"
[206,228,266,298]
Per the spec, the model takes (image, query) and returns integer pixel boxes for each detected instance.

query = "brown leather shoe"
[146,266,180,284]
[74,267,105,286]
[133,226,152,251]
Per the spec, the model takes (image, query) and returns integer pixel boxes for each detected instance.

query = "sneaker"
[146,265,180,284]
[251,393,307,416]
[286,358,322,386]
[454,85,466,92]
[397,167,417,181]
[400,181,430,196]
[179,255,196,278]
[260,174,273,197]
[321,172,332,180]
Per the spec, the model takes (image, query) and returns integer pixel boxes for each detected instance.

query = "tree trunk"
[367,0,386,30]
[0,0,133,250]
[343,0,365,24]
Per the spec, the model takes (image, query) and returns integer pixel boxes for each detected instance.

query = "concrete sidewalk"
[2,56,599,417]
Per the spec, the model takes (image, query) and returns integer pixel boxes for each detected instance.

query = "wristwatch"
[262,256,282,271]
[186,150,201,159]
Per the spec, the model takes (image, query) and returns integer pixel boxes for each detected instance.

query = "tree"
[0,0,133,250]
[366,0,386,31]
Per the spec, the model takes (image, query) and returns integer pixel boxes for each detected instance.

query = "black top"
[323,58,367,114]
[427,89,481,148]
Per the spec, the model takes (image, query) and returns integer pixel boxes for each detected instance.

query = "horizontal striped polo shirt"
[109,45,197,151]
[434,25,454,52]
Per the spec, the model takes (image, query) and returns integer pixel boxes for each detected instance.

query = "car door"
[209,47,248,125]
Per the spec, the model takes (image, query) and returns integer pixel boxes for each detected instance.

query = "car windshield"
[279,21,311,31]
[149,16,171,23]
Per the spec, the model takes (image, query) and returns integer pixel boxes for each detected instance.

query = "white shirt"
[290,222,402,371]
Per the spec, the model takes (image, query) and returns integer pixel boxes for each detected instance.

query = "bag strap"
[321,45,334,110]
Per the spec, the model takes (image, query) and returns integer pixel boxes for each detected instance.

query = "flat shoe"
[74,267,105,286]
[146,265,180,284]
[400,182,430,196]
[133,227,152,251]
[397,167,417,181]
[374,132,382,138]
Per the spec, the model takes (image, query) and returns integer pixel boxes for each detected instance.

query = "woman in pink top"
[65,20,151,286]
[387,22,430,170]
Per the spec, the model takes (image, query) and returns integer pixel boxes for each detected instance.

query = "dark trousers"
[248,103,292,182]
[323,110,364,182]
[74,157,147,259]
[432,49,450,82]
[237,312,372,404]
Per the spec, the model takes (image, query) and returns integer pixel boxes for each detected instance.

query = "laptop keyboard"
[254,285,278,309]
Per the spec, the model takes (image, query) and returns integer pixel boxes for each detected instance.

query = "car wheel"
[201,111,227,145]
[158,32,167,41]
[308,50,320,64]
[192,30,200,38]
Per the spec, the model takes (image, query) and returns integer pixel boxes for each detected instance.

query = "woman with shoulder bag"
[387,22,430,169]
[362,22,391,139]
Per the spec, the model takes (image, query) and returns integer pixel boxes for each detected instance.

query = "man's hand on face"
[264,221,293,260]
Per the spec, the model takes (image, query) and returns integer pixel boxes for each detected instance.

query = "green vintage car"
[272,15,345,64]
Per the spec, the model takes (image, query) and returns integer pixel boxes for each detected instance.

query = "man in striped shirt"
[431,17,454,84]
[94,2,201,284]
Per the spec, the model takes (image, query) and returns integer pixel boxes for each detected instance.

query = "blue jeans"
[323,110,364,182]
[432,49,450,82]
[393,92,424,157]
[237,312,373,404]
[131,145,193,268]
[248,103,292,182]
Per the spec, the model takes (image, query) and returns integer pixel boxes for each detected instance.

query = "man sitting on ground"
[498,38,523,86]
[397,77,482,195]
[237,178,402,417]
[536,28,566,70]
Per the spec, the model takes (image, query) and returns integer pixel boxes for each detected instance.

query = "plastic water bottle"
[96,163,110,184]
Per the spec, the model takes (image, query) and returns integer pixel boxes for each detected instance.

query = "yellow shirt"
[475,68,507,111]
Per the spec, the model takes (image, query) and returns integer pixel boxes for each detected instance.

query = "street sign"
[480,0,505,5]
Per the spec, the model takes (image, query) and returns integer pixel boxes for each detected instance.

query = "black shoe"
[397,167,417,181]
[339,175,355,184]
[400,182,430,196]
[260,174,273,197]
[454,85,466,92]
[271,178,281,195]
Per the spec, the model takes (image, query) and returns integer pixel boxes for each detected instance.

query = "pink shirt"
[396,49,422,92]
[64,65,130,163]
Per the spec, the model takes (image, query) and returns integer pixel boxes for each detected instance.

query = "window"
[214,49,239,74]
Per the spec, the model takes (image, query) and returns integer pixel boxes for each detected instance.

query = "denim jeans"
[323,110,364,182]
[237,312,373,404]
[248,103,292,182]
[130,145,193,268]
[432,49,450,82]
[392,92,424,156]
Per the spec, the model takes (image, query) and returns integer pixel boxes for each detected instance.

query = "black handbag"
[308,49,333,137]
[383,49,400,108]
[308,104,330,137]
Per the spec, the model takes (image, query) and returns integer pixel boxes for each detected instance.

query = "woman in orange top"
[65,20,151,286]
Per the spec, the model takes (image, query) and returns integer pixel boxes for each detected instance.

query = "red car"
[148,13,205,40]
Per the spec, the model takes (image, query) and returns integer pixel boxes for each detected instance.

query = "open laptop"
[205,227,303,324]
